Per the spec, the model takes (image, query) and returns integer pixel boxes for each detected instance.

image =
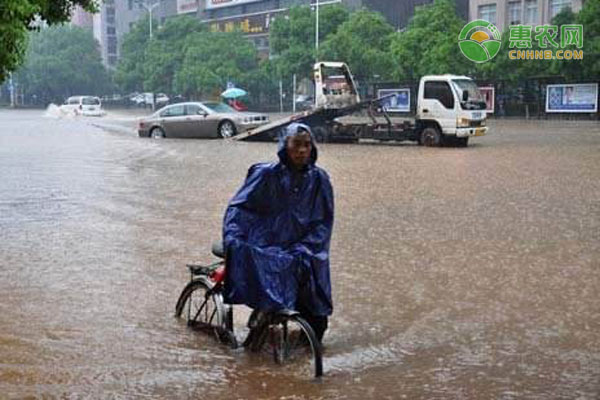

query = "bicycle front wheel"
[261,315,324,378]
[175,278,236,347]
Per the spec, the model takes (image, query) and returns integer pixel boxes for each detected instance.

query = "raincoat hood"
[277,122,318,167]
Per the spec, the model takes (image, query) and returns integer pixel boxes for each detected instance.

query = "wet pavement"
[0,109,599,399]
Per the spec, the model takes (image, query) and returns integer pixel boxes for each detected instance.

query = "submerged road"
[0,109,599,398]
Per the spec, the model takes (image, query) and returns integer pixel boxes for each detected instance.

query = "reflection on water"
[0,110,599,398]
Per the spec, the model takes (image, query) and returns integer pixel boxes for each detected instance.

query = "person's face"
[286,131,312,170]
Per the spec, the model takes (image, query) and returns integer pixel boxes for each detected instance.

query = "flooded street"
[1,109,598,398]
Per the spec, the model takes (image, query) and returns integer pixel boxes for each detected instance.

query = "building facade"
[200,0,470,54]
[469,0,584,31]
[72,0,179,68]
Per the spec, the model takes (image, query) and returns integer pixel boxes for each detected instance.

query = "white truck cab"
[418,74,488,139]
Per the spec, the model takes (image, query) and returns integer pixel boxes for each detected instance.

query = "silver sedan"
[138,101,269,139]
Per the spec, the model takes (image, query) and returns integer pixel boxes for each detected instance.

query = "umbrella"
[221,87,247,99]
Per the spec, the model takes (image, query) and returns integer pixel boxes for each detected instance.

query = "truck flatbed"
[232,111,314,141]
[233,95,403,142]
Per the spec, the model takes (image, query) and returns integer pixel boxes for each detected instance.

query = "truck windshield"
[321,66,356,95]
[452,79,486,110]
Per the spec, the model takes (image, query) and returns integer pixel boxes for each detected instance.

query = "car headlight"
[457,117,470,128]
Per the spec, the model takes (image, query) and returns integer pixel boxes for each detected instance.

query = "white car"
[134,93,169,107]
[61,96,105,116]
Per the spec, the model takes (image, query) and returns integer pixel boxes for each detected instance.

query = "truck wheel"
[454,137,469,147]
[420,126,441,147]
[313,126,329,143]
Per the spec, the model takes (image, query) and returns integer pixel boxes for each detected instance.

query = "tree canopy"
[576,0,600,79]
[320,10,395,80]
[143,15,204,94]
[0,0,98,83]
[269,5,349,80]
[114,16,152,93]
[14,25,110,104]
[389,0,471,81]
[174,31,259,99]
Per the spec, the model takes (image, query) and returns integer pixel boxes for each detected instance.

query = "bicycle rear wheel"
[256,314,323,378]
[175,278,236,348]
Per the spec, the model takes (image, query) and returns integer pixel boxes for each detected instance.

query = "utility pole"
[137,0,159,110]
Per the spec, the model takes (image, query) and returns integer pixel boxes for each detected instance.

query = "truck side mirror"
[462,91,469,102]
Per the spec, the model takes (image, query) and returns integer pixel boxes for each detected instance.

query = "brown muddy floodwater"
[0,109,599,399]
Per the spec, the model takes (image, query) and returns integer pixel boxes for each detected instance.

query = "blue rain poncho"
[223,123,334,316]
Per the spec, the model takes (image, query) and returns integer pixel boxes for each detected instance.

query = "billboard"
[377,89,410,112]
[546,83,598,113]
[478,86,495,113]
[209,13,270,34]
[206,0,261,10]
[177,0,199,14]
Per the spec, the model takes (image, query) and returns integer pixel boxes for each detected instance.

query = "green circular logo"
[458,20,502,63]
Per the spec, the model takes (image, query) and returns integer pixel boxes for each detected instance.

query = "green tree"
[0,0,97,83]
[114,16,152,93]
[577,0,600,79]
[319,9,395,80]
[478,28,546,82]
[268,5,349,80]
[143,15,204,93]
[14,25,110,104]
[389,0,470,80]
[174,31,259,99]
[480,9,581,83]
[549,9,581,80]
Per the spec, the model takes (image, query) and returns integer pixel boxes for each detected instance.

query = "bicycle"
[174,242,324,378]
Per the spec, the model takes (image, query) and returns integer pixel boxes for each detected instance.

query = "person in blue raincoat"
[222,122,334,341]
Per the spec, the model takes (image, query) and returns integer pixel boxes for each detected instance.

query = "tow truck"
[234,62,488,146]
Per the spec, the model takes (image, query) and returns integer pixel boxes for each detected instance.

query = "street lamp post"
[9,73,15,108]
[137,0,160,110]
[315,0,319,52]
[138,0,160,39]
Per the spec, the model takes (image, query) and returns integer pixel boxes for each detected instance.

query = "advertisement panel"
[478,86,495,113]
[206,0,261,10]
[209,13,270,34]
[546,83,598,113]
[377,89,410,112]
[177,0,199,14]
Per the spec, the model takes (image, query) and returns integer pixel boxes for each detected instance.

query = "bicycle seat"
[212,241,225,259]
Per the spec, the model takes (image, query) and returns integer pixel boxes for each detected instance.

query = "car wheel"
[420,126,441,147]
[218,120,236,138]
[150,127,165,139]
